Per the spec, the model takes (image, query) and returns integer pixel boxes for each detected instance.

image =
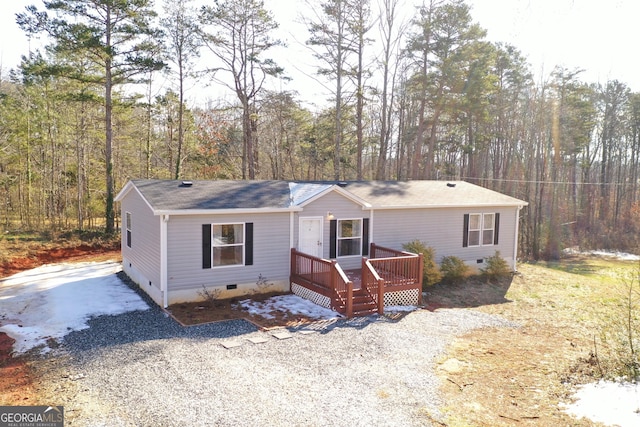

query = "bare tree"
[162,0,201,180]
[199,0,283,179]
[306,0,360,180]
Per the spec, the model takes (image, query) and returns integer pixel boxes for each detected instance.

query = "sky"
[1,257,640,425]
[1,0,639,99]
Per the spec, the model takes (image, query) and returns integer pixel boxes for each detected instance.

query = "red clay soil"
[0,333,36,405]
[0,244,121,404]
[0,245,121,278]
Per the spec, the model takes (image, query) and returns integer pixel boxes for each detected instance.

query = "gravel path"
[31,288,516,427]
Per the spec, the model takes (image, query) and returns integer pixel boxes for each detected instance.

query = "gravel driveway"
[31,289,514,427]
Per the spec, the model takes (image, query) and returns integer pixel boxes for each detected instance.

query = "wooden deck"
[290,244,423,318]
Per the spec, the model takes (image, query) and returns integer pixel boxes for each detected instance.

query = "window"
[482,213,495,245]
[337,219,362,257]
[213,223,244,266]
[202,223,253,269]
[329,218,369,258]
[125,212,132,248]
[464,213,499,247]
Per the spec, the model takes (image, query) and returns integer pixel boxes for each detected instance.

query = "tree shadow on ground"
[423,275,515,311]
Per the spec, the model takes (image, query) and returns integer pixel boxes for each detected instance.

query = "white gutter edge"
[369,209,374,250]
[366,202,529,210]
[513,206,522,272]
[151,207,303,216]
[161,214,169,308]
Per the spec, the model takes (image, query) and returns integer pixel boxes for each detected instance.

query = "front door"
[299,217,323,258]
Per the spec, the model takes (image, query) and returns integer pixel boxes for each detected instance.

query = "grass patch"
[432,253,639,426]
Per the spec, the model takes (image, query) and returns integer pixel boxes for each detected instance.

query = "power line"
[459,176,636,187]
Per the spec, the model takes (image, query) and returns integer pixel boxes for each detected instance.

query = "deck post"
[330,260,337,310]
[290,248,296,287]
[346,282,353,318]
[377,278,384,314]
[417,253,424,305]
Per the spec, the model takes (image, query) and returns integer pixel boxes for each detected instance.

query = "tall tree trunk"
[175,56,185,180]
[105,27,115,234]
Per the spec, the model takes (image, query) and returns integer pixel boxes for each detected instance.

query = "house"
[115,179,527,314]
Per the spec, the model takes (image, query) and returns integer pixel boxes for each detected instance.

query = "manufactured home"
[115,180,527,316]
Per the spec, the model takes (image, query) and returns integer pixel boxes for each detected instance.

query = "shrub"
[402,239,442,288]
[198,285,222,306]
[252,274,274,294]
[480,251,511,282]
[440,255,470,284]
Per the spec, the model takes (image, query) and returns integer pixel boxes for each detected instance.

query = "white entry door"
[299,217,323,258]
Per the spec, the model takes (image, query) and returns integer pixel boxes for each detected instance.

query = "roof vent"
[337,181,348,187]
[446,182,456,188]
[181,180,193,187]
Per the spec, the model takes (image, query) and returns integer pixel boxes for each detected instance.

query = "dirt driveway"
[428,262,606,426]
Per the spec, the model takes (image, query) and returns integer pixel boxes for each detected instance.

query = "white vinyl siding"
[120,192,161,289]
[167,213,290,291]
[372,207,517,268]
[296,190,369,270]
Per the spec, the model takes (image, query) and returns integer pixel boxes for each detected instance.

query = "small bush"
[198,285,222,306]
[252,274,274,294]
[440,255,470,284]
[402,239,442,288]
[480,251,511,282]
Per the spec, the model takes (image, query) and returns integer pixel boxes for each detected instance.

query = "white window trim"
[125,211,132,248]
[468,213,495,248]
[337,218,363,258]
[211,222,245,268]
[482,213,496,246]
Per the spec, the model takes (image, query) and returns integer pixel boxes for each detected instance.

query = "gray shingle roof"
[343,180,526,208]
[120,179,527,212]
[130,180,296,210]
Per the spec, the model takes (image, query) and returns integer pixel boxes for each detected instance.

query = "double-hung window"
[464,213,499,247]
[337,219,362,257]
[202,223,253,269]
[125,212,132,248]
[212,223,244,266]
[329,218,369,258]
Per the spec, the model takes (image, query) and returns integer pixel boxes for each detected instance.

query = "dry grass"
[431,255,637,426]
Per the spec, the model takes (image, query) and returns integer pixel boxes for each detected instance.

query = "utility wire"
[458,176,636,187]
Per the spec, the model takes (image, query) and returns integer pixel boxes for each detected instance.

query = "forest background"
[0,0,639,261]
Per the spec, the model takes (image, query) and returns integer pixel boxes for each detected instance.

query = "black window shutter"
[494,213,500,245]
[329,219,337,258]
[362,218,369,256]
[202,224,212,269]
[245,222,253,265]
[463,214,469,247]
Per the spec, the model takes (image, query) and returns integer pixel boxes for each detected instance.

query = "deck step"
[335,288,379,317]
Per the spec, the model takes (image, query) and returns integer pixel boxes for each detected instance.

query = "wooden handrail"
[291,246,422,317]
[291,248,353,316]
[370,242,417,259]
[363,258,385,314]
